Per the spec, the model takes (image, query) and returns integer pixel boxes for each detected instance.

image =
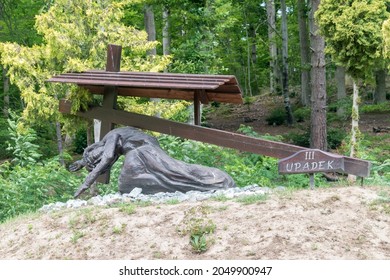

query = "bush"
[0,118,12,159]
[286,131,310,148]
[266,107,286,126]
[0,156,84,222]
[327,128,346,150]
[73,128,88,154]
[293,107,310,123]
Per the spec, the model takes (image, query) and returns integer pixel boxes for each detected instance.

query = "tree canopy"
[0,0,170,127]
[316,0,389,79]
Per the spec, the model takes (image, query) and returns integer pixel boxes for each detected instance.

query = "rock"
[128,187,143,198]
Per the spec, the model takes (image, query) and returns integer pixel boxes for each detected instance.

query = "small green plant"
[112,223,127,234]
[178,205,216,254]
[212,194,229,202]
[119,203,136,215]
[70,230,85,244]
[165,198,180,205]
[236,194,268,205]
[190,234,208,253]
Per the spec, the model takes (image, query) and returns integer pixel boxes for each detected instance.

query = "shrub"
[73,128,88,154]
[293,107,311,123]
[327,128,346,150]
[0,156,83,222]
[266,107,286,126]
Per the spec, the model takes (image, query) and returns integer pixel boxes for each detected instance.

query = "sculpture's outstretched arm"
[74,133,120,198]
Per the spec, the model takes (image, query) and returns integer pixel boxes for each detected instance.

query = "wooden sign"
[278,149,345,174]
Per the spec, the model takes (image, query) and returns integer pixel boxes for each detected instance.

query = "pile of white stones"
[39,184,282,212]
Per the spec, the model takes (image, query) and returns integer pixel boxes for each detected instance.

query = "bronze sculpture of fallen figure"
[69,126,236,198]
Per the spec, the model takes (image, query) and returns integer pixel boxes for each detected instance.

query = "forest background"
[0,0,389,223]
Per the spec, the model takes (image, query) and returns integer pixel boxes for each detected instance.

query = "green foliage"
[158,129,280,188]
[293,107,311,123]
[0,0,171,131]
[0,156,83,222]
[286,131,310,148]
[6,112,42,167]
[235,194,268,205]
[0,118,12,159]
[266,107,287,126]
[327,128,347,150]
[316,0,389,79]
[361,102,390,113]
[286,127,346,150]
[73,128,88,154]
[178,205,216,254]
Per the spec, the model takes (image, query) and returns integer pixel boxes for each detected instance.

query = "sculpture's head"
[83,142,105,172]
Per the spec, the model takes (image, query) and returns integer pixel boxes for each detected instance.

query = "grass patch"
[212,194,230,202]
[119,204,136,215]
[236,194,268,205]
[165,198,180,205]
[70,230,85,244]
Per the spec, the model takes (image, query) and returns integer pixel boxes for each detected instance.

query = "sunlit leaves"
[0,0,170,128]
[316,0,389,79]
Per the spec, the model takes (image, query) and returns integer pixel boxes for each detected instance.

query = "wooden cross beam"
[59,100,371,178]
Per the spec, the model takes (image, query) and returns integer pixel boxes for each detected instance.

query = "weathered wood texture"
[279,149,344,174]
[48,71,243,104]
[59,100,371,178]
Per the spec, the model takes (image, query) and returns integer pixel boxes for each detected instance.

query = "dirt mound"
[0,186,389,260]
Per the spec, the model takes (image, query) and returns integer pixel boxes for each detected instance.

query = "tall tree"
[162,6,170,57]
[266,0,278,95]
[335,66,346,117]
[0,0,45,117]
[317,0,388,182]
[309,0,327,151]
[144,4,157,56]
[281,0,294,125]
[0,0,169,140]
[298,0,310,106]
[374,68,387,104]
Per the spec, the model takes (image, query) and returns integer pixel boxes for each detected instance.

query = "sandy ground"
[0,186,389,260]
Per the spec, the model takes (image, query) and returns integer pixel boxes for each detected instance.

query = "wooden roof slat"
[49,77,220,90]
[52,74,226,87]
[48,70,243,104]
[63,71,233,83]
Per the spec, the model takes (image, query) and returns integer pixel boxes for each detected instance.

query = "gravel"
[39,185,283,212]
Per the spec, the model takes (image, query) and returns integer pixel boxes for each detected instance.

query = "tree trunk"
[336,66,346,117]
[266,0,278,95]
[144,4,156,56]
[2,65,9,118]
[374,68,387,104]
[162,7,170,57]
[309,0,327,150]
[298,0,310,106]
[348,79,360,183]
[55,121,65,166]
[281,0,294,125]
[144,4,160,117]
[86,120,94,146]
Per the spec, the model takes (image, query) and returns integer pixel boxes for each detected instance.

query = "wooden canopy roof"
[48,70,243,104]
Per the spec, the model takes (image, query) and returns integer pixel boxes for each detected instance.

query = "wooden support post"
[194,90,201,126]
[98,44,122,184]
